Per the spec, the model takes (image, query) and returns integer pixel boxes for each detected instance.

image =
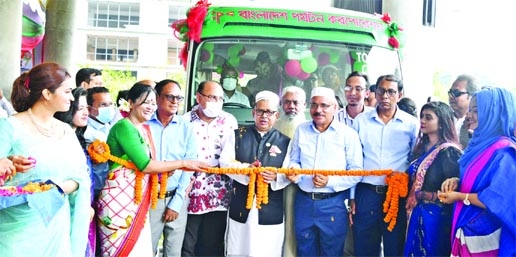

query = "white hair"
[282,86,306,102]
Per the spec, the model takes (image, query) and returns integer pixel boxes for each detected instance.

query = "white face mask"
[222,78,237,91]
[96,106,115,124]
[202,101,223,118]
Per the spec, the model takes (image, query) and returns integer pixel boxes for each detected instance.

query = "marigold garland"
[87,139,168,209]
[159,173,169,199]
[207,167,408,231]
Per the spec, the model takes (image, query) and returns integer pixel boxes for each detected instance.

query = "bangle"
[463,193,471,205]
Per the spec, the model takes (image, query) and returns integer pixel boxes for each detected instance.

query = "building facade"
[77,0,191,80]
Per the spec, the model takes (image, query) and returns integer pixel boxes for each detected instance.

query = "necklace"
[28,108,56,137]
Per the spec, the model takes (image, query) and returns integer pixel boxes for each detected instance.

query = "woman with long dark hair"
[55,87,96,257]
[404,101,463,256]
[0,62,91,256]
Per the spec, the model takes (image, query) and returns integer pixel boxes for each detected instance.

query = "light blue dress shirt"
[336,106,375,127]
[352,108,419,185]
[84,117,112,194]
[148,114,198,212]
[289,119,363,194]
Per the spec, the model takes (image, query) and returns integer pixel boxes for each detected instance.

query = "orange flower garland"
[207,167,408,231]
[159,173,168,199]
[87,139,168,209]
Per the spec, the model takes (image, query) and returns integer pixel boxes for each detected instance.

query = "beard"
[274,113,306,139]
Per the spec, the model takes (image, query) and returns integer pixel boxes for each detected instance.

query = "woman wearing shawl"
[0,63,91,257]
[404,101,463,256]
[96,83,210,257]
[439,87,516,256]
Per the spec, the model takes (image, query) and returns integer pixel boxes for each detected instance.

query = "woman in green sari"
[96,83,210,257]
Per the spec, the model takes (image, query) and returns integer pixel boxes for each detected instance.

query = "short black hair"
[398,97,417,117]
[346,71,370,87]
[76,68,102,87]
[86,86,110,106]
[376,74,403,92]
[155,79,181,95]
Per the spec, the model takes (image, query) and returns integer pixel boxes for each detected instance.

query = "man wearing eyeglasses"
[448,74,479,147]
[352,74,419,257]
[288,87,363,257]
[148,79,198,257]
[335,71,374,257]
[181,81,238,257]
[220,90,291,257]
[337,71,375,127]
[221,65,251,107]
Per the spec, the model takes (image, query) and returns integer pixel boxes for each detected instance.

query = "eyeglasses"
[255,109,277,116]
[448,89,469,98]
[344,86,365,92]
[198,91,224,102]
[162,94,184,102]
[376,88,398,97]
[309,103,334,110]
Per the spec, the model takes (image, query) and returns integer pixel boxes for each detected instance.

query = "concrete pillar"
[43,0,78,70]
[0,0,22,97]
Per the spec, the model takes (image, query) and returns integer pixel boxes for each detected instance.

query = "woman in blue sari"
[404,101,462,256]
[439,87,516,256]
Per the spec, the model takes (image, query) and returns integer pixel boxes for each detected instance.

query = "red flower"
[388,36,399,49]
[381,13,392,24]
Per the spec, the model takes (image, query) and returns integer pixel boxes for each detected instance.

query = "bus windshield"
[180,4,403,124]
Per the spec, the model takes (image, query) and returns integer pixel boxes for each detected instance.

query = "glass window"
[88,1,140,28]
[187,39,401,122]
[87,36,139,63]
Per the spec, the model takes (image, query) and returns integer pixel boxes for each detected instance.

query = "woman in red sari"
[96,83,210,257]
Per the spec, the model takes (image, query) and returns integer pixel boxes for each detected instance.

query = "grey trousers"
[150,196,188,257]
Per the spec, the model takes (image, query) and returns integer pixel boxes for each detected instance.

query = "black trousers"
[181,211,228,257]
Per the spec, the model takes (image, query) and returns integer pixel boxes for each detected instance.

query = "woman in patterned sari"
[96,83,210,257]
[440,87,516,256]
[404,101,462,256]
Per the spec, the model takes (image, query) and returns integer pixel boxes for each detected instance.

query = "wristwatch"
[463,193,471,206]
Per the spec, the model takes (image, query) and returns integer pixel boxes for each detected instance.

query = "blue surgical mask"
[96,106,115,124]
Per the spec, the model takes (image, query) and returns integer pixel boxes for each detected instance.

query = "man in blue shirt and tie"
[351,74,419,257]
[288,87,363,257]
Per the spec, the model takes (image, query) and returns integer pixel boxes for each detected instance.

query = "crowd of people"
[0,61,515,257]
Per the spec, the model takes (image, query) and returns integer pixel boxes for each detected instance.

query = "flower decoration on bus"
[378,13,403,49]
[171,0,212,69]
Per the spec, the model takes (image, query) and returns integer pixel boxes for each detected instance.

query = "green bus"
[176,1,403,124]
